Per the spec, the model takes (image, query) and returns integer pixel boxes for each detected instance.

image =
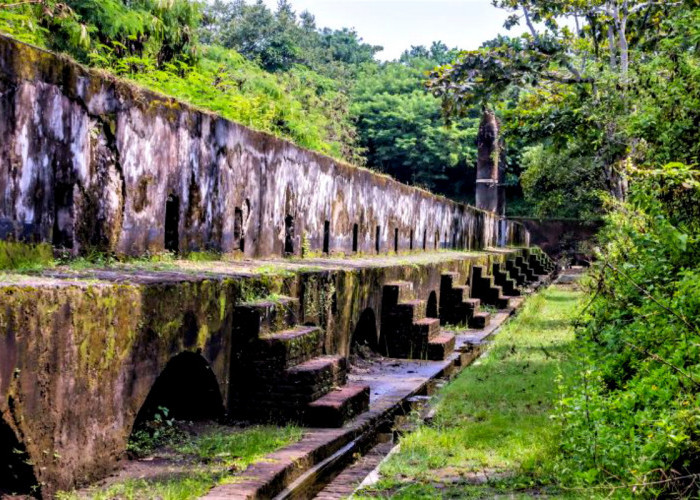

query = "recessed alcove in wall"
[284,215,295,255]
[323,221,330,254]
[0,417,38,497]
[351,308,379,356]
[234,207,243,251]
[352,224,359,253]
[164,194,180,253]
[427,291,438,318]
[394,228,399,252]
[52,181,74,249]
[132,351,224,426]
[375,226,381,253]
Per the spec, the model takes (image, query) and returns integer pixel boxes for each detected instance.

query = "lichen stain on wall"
[0,34,528,258]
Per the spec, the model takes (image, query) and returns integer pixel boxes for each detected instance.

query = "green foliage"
[0,241,54,271]
[200,0,381,75]
[351,45,478,200]
[556,164,700,496]
[127,406,183,458]
[520,144,605,219]
[59,423,302,500]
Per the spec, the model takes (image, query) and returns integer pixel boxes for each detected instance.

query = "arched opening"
[352,224,359,253]
[52,181,74,249]
[234,207,243,251]
[375,225,381,253]
[284,215,295,255]
[164,194,180,254]
[426,291,438,318]
[323,220,330,254]
[133,352,224,425]
[0,418,38,496]
[410,230,414,251]
[394,228,399,253]
[423,229,427,250]
[351,308,378,358]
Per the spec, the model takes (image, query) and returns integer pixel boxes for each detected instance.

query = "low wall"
[0,34,528,258]
[0,250,522,496]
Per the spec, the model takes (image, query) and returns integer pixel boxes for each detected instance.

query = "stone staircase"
[491,262,521,297]
[469,265,513,309]
[514,256,539,283]
[380,281,455,360]
[528,250,556,276]
[229,296,369,427]
[438,272,491,329]
[505,259,529,286]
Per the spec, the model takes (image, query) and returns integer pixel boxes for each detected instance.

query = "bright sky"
[260,0,527,61]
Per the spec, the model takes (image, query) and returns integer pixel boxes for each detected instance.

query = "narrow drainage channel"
[250,277,553,499]
[272,342,493,500]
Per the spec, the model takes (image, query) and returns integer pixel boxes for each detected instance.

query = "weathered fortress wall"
[0,34,535,498]
[0,34,528,257]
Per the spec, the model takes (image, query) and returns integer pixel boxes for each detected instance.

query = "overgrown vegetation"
[0,241,53,271]
[357,285,584,498]
[554,163,700,497]
[58,419,302,500]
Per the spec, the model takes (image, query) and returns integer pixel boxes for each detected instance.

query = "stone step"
[492,263,521,297]
[448,285,470,303]
[464,298,481,309]
[440,272,462,289]
[469,311,491,329]
[505,260,528,286]
[232,296,299,339]
[391,299,426,322]
[305,384,371,428]
[253,326,322,369]
[285,355,348,393]
[427,332,455,360]
[382,281,414,306]
[414,317,441,340]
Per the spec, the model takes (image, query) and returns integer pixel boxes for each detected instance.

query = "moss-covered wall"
[0,271,295,497]
[0,34,528,258]
[0,250,522,497]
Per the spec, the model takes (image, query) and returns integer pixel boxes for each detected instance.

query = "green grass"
[356,284,585,499]
[0,241,54,271]
[57,424,302,500]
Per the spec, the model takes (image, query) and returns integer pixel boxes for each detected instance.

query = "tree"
[351,48,478,200]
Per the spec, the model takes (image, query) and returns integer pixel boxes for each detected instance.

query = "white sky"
[259,0,528,60]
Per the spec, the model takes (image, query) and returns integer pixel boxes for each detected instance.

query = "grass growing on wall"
[0,241,54,271]
[356,284,584,499]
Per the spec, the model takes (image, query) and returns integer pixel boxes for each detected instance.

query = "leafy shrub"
[556,163,700,496]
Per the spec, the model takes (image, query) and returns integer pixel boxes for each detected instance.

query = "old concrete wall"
[0,35,528,257]
[0,250,521,496]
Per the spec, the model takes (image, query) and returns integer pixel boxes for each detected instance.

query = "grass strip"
[357,284,584,499]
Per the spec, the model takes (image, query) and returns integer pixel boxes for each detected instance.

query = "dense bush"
[556,163,700,496]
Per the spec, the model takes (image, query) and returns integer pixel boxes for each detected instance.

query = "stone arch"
[0,417,38,496]
[351,308,379,356]
[132,351,224,426]
[164,193,180,253]
[426,291,438,319]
